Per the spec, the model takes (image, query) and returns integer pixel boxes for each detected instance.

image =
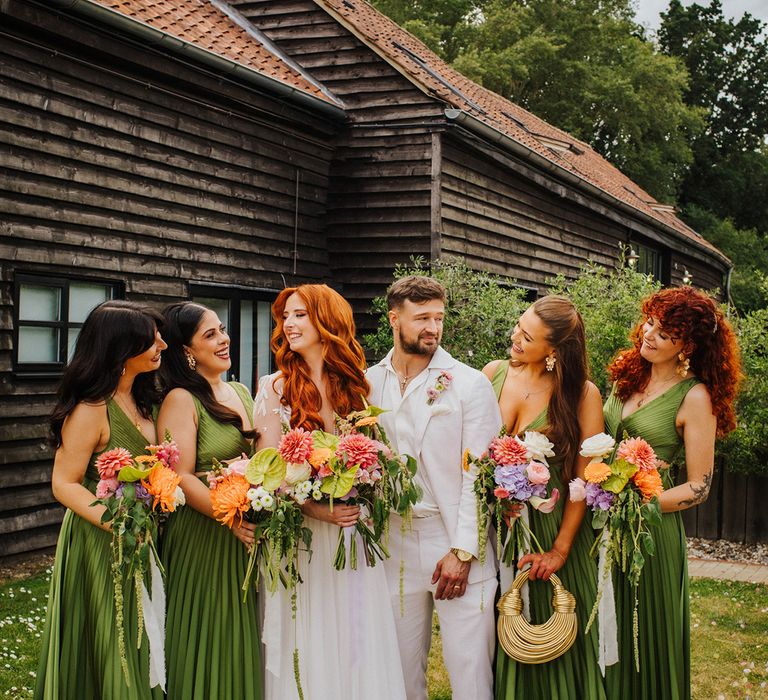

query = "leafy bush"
[363,257,529,369]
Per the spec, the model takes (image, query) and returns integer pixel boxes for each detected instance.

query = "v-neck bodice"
[490,360,547,435]
[603,378,699,478]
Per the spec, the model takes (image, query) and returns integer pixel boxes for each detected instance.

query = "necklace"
[510,365,550,401]
[395,371,410,391]
[113,392,141,430]
[636,373,679,407]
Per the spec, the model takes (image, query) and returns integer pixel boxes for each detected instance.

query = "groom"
[367,275,502,700]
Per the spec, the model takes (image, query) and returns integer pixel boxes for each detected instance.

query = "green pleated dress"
[161,382,263,700]
[603,378,698,700]
[35,399,163,700]
[491,362,606,700]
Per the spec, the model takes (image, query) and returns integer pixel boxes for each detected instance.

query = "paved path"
[688,557,768,584]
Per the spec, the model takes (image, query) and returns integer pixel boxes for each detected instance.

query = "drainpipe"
[45,0,346,120]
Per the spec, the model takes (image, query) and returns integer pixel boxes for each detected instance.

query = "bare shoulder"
[481,358,504,380]
[680,382,713,414]
[67,400,108,425]
[160,387,196,411]
[581,381,602,404]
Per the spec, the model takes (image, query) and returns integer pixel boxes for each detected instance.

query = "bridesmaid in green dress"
[157,301,262,700]
[36,300,167,700]
[603,286,741,699]
[483,295,607,700]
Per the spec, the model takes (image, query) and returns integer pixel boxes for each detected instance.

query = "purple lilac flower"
[494,465,533,501]
[585,482,615,511]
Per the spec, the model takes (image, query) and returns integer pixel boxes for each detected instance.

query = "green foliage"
[718,297,768,476]
[362,257,529,369]
[682,204,768,312]
[548,258,660,394]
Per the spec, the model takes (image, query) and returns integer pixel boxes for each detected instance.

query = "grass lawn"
[1,564,766,699]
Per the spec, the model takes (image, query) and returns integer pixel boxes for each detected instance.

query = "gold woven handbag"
[496,570,578,664]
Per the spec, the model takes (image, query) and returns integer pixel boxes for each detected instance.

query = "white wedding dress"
[255,373,407,700]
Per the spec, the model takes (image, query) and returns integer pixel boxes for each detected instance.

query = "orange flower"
[309,448,333,469]
[584,461,611,484]
[142,465,181,513]
[462,449,471,472]
[209,472,250,528]
[632,469,663,500]
[355,416,378,427]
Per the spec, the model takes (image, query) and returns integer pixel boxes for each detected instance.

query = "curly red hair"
[271,285,370,431]
[608,286,741,436]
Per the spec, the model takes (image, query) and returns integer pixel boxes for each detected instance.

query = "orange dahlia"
[632,469,663,500]
[209,472,250,528]
[584,461,611,484]
[142,465,181,513]
[616,437,657,472]
[309,447,333,469]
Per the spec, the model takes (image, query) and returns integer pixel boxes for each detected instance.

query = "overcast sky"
[634,0,768,31]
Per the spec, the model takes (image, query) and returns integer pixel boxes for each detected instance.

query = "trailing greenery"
[363,257,529,369]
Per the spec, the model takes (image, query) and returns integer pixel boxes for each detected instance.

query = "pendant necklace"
[113,392,142,430]
[636,373,678,408]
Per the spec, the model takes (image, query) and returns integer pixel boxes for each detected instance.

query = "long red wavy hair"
[608,286,741,436]
[271,285,370,431]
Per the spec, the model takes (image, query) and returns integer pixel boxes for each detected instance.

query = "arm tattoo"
[679,471,713,507]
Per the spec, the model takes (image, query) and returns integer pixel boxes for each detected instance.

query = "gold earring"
[676,352,690,378]
[185,352,197,371]
[545,354,557,372]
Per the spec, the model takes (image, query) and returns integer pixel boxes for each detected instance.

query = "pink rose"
[526,461,550,485]
[96,477,119,499]
[225,454,250,476]
[569,477,587,502]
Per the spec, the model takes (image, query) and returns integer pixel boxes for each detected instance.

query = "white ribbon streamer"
[596,527,619,674]
[141,555,166,691]
[263,584,284,676]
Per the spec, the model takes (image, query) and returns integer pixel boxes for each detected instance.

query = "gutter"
[46,0,346,120]
[444,108,732,270]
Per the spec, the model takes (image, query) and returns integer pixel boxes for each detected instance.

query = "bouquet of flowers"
[569,432,664,669]
[208,452,312,599]
[93,437,184,688]
[470,430,561,567]
[277,404,420,571]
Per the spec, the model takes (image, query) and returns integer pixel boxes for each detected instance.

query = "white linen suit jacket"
[367,346,502,584]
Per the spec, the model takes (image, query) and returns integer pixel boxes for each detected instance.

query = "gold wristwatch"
[450,547,473,562]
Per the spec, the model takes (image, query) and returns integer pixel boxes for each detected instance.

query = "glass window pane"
[193,297,230,330]
[19,327,59,363]
[257,301,272,380]
[69,282,112,323]
[19,285,61,322]
[239,300,254,393]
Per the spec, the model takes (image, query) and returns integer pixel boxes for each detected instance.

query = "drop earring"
[545,354,557,372]
[676,352,690,378]
[186,352,197,371]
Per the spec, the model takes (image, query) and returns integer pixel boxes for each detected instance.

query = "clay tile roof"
[315,0,727,263]
[90,0,340,106]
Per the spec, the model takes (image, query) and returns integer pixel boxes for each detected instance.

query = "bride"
[255,284,407,700]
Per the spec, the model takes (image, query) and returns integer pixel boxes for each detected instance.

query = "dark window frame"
[13,273,122,377]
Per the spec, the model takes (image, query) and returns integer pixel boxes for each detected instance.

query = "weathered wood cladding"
[230,0,441,329]
[440,134,728,294]
[0,3,340,558]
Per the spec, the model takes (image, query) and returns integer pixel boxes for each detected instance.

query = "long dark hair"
[50,300,163,448]
[159,302,257,440]
[533,296,590,481]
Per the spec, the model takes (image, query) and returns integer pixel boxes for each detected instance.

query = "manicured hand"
[432,551,471,600]
[302,501,361,528]
[232,520,257,549]
[518,548,567,581]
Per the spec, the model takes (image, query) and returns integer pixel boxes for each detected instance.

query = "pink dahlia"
[338,433,380,471]
[278,428,314,464]
[616,437,658,472]
[95,447,133,480]
[489,435,528,466]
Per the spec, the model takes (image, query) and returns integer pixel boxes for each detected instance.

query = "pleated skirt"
[495,509,607,700]
[604,511,689,700]
[35,509,162,700]
[161,505,263,700]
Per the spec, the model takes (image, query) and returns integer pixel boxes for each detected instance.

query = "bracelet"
[551,549,567,564]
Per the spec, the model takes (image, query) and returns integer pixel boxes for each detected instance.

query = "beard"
[399,328,439,356]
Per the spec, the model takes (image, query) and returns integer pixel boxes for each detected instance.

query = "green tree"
[363,257,529,368]
[659,0,768,234]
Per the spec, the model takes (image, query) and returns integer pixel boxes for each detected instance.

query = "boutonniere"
[426,371,453,405]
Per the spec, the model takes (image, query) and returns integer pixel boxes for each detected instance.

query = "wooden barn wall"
[0,2,338,559]
[440,135,729,295]
[231,0,441,333]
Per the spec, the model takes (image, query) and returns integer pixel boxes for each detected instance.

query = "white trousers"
[384,515,497,700]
